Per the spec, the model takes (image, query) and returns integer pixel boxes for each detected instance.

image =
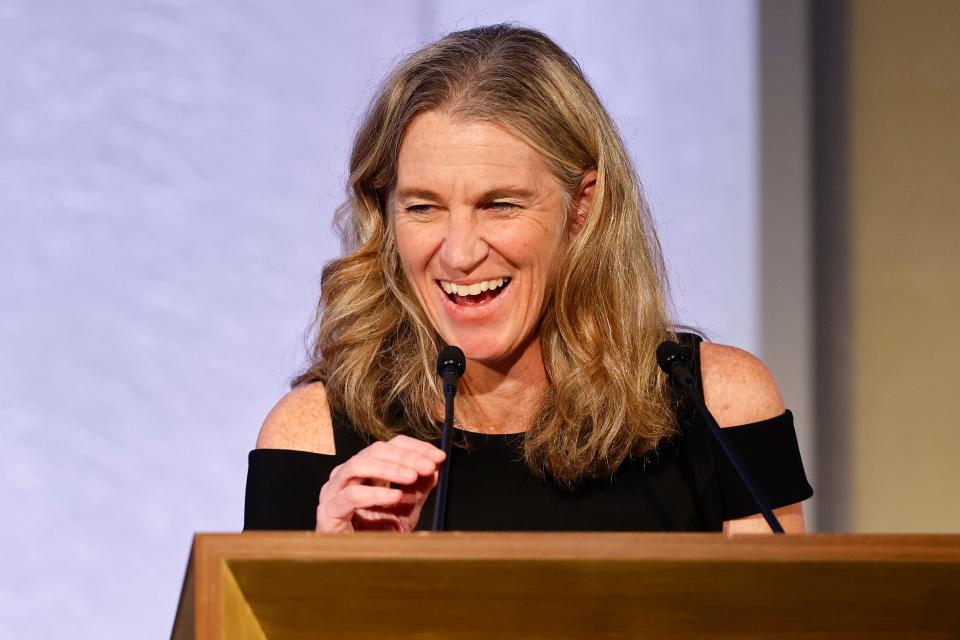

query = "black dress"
[244,337,812,531]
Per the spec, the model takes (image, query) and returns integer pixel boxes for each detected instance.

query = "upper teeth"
[440,278,507,296]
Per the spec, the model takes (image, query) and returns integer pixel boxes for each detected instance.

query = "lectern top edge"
[192,531,960,564]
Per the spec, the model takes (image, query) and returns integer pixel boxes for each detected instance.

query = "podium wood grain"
[172,532,960,639]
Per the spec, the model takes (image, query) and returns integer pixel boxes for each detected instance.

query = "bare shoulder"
[699,342,785,428]
[255,382,335,454]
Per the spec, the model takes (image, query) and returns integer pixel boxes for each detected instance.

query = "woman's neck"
[453,337,548,435]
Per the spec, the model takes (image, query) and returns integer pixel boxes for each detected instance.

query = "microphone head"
[656,340,692,375]
[436,345,466,379]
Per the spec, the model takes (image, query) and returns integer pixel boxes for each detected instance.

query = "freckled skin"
[393,112,571,368]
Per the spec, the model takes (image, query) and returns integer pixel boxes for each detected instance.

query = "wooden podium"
[172,532,960,639]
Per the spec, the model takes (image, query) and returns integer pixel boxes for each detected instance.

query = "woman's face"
[392,111,580,366]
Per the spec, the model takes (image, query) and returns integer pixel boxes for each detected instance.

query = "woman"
[245,24,812,534]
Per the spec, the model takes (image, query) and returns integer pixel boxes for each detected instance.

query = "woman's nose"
[437,211,489,274]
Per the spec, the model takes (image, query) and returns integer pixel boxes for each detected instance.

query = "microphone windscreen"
[436,345,466,378]
[655,340,692,375]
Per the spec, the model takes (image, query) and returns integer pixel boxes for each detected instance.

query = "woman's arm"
[699,342,807,534]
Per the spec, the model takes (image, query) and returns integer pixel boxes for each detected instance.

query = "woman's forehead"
[395,112,555,197]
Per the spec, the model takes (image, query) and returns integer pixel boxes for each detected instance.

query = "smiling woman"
[244,24,812,534]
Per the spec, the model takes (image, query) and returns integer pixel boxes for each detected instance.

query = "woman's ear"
[568,169,597,237]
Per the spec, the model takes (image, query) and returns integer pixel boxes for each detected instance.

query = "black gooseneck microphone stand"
[431,345,466,531]
[656,340,785,534]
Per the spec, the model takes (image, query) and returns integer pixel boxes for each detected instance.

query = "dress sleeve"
[714,410,814,520]
[243,449,341,530]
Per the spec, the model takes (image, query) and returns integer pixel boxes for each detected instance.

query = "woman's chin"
[463,349,508,366]
[442,334,515,365]
[461,337,538,369]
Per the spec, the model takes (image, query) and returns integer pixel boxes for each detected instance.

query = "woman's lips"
[435,278,512,315]
[451,288,500,305]
[437,278,511,306]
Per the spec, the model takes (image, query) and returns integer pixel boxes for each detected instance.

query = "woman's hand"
[316,435,446,532]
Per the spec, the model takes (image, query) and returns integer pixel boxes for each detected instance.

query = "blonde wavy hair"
[294,24,678,484]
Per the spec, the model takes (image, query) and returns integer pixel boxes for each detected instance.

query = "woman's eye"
[405,204,434,214]
[404,202,520,214]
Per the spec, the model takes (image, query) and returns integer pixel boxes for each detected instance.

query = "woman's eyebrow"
[479,187,535,200]
[395,187,442,201]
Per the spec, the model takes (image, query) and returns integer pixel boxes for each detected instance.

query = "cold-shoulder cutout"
[256,382,336,455]
[699,342,785,428]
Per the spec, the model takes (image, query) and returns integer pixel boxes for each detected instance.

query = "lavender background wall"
[1,1,759,637]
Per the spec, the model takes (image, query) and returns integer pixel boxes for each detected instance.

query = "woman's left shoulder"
[698,342,785,428]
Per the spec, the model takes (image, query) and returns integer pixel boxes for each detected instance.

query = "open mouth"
[438,277,511,306]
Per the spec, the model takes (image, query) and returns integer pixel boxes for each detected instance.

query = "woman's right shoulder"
[255,382,336,454]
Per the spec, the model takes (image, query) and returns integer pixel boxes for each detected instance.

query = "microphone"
[431,345,466,531]
[437,345,466,397]
[656,340,785,534]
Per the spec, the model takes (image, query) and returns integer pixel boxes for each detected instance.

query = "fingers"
[332,456,422,487]
[392,470,439,503]
[385,434,447,464]
[325,443,441,493]
[363,438,445,474]
[319,484,404,523]
[317,435,446,533]
[405,469,440,496]
[378,470,441,524]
